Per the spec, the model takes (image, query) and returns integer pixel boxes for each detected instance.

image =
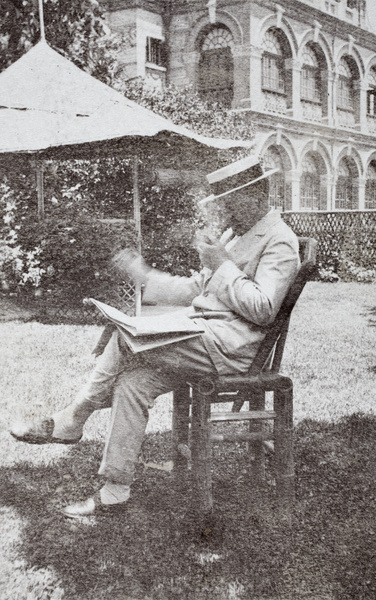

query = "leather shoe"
[62,491,128,518]
[10,418,81,445]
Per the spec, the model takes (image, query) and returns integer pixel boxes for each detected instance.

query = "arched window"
[263,147,285,210]
[300,154,321,210]
[301,45,321,103]
[337,58,354,111]
[262,29,285,93]
[365,162,376,209]
[367,68,376,117]
[198,26,234,107]
[336,160,354,209]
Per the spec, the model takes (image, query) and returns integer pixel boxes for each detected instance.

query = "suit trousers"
[79,330,217,484]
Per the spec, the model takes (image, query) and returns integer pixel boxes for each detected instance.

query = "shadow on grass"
[1,415,376,600]
[364,306,376,328]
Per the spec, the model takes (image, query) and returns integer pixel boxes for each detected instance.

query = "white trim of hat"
[206,155,261,185]
[198,168,279,207]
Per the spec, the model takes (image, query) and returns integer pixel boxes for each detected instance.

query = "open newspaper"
[90,298,205,353]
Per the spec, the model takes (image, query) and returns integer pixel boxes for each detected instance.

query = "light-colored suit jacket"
[143,210,300,374]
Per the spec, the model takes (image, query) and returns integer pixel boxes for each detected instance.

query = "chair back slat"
[269,315,291,372]
[247,237,317,377]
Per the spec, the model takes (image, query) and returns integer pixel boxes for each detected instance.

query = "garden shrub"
[283,211,376,283]
[337,218,376,282]
[121,78,253,143]
[0,176,137,308]
[140,184,203,277]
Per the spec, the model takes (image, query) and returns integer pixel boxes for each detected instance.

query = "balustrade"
[263,91,287,115]
[301,101,323,123]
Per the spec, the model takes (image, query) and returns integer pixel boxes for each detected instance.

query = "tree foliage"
[0,0,120,80]
[121,78,254,142]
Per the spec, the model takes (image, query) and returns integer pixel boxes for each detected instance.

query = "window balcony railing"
[301,100,323,123]
[263,90,287,115]
[367,115,376,135]
[337,108,356,129]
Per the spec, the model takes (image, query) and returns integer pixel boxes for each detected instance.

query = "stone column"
[233,45,251,108]
[319,175,326,210]
[247,45,263,111]
[329,172,337,211]
[285,59,302,119]
[353,81,368,133]
[358,177,366,210]
[184,50,200,92]
[286,169,300,210]
[331,72,339,129]
[322,70,334,126]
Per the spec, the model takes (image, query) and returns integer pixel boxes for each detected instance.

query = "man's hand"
[111,248,150,286]
[197,234,230,272]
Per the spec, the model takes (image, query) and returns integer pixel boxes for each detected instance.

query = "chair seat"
[198,371,293,394]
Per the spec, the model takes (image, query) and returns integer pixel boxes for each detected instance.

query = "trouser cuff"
[98,461,135,485]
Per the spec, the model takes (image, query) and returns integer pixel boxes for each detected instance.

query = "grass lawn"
[0,282,375,600]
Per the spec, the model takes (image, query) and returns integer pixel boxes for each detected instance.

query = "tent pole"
[36,160,45,223]
[133,154,142,316]
[38,0,46,41]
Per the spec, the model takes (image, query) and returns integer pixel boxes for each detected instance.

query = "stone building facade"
[102,0,376,212]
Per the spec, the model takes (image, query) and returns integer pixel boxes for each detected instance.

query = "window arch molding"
[184,12,242,108]
[297,40,331,121]
[186,11,243,54]
[335,44,365,79]
[262,145,293,211]
[337,57,357,106]
[261,28,287,94]
[365,58,376,82]
[297,32,333,72]
[365,159,376,210]
[336,147,363,177]
[335,55,361,127]
[299,141,332,176]
[260,134,297,171]
[197,24,235,107]
[299,151,327,211]
[335,154,361,210]
[256,14,298,56]
[261,27,292,95]
[300,44,325,104]
[260,138,295,211]
[365,151,376,175]
[366,66,376,117]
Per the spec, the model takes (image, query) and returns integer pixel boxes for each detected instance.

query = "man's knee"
[113,366,174,411]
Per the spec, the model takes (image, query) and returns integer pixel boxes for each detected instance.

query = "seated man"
[10,155,300,517]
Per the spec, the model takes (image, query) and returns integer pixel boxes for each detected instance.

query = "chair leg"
[190,388,213,513]
[172,384,191,479]
[248,390,266,481]
[274,378,295,508]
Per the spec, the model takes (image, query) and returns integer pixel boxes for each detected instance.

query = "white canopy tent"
[0,40,250,155]
[0,38,251,312]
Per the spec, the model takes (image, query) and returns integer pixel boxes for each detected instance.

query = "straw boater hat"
[198,155,279,207]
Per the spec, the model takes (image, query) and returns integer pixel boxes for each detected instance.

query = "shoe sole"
[62,503,127,519]
[62,491,128,518]
[10,432,81,445]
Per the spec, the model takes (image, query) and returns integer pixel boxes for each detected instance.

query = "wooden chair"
[172,237,317,514]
